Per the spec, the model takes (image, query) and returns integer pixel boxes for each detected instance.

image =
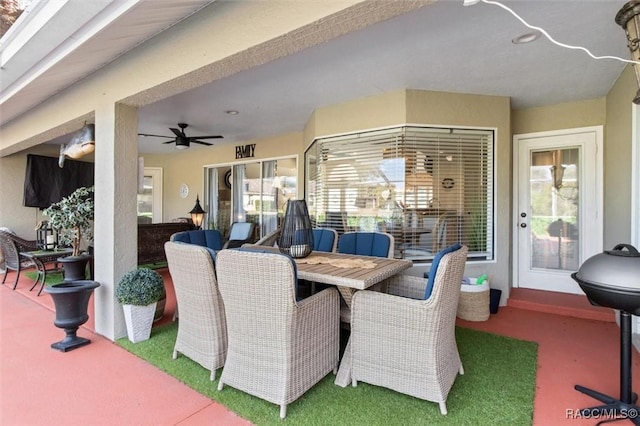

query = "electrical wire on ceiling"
[464,0,640,65]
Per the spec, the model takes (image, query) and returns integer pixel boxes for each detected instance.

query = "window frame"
[305,125,495,262]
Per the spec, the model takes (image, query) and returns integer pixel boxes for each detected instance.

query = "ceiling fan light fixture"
[138,122,222,148]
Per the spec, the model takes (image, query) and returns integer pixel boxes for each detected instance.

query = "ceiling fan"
[138,122,223,149]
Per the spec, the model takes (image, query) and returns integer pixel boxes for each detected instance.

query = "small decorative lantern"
[36,220,57,250]
[278,200,314,259]
[616,1,640,104]
[189,195,206,229]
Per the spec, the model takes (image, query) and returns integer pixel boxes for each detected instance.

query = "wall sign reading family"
[235,144,256,159]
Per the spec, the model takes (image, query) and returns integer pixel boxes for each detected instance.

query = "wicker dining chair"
[222,222,256,249]
[337,231,395,258]
[350,245,469,415]
[0,230,37,290]
[215,249,340,419]
[253,228,281,247]
[164,241,227,380]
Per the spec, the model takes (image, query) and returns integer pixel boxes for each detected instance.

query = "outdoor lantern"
[616,0,640,104]
[189,195,206,229]
[278,199,314,259]
[36,220,57,250]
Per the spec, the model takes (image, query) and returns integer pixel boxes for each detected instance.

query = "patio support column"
[93,102,138,340]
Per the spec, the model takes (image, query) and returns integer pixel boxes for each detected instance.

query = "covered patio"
[2,269,637,425]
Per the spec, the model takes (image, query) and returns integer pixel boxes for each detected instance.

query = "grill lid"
[574,244,640,290]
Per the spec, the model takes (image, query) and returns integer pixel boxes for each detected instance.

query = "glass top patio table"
[20,248,73,296]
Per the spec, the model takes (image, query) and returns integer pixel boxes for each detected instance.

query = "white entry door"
[514,127,603,294]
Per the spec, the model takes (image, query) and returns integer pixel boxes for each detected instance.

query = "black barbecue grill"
[571,243,640,425]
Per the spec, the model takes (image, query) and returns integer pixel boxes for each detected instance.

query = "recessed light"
[225,110,239,115]
[512,31,541,44]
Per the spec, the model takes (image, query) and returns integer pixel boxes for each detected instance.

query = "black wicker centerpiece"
[278,200,314,259]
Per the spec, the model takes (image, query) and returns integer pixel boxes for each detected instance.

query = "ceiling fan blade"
[192,139,214,146]
[169,128,183,137]
[192,135,224,139]
[162,139,177,144]
[138,133,173,138]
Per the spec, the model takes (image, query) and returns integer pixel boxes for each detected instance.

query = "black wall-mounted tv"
[23,154,94,209]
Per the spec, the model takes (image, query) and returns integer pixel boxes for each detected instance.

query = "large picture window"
[305,126,494,261]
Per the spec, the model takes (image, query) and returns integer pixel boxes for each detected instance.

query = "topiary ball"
[116,268,165,306]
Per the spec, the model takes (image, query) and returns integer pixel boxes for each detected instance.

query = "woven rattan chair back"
[253,228,281,247]
[164,241,227,380]
[0,231,37,289]
[351,245,469,416]
[215,249,340,419]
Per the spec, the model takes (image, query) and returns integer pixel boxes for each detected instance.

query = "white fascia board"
[0,0,142,104]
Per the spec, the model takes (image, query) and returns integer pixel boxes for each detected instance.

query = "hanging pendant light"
[616,1,640,104]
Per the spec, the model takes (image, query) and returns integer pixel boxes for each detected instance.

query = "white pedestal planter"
[123,302,157,343]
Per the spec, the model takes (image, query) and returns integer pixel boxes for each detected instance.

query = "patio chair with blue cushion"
[222,222,256,249]
[170,229,224,251]
[215,249,340,419]
[253,228,281,247]
[337,231,394,258]
[306,228,338,295]
[164,241,227,380]
[168,230,222,321]
[350,244,468,415]
[313,228,338,252]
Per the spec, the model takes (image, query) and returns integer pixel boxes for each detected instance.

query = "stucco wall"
[604,65,636,249]
[1,1,426,156]
[407,90,512,295]
[0,145,94,239]
[511,98,605,135]
[304,89,512,300]
[512,66,637,251]
[142,132,305,222]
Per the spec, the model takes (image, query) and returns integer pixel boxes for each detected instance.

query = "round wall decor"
[179,183,189,198]
[442,178,455,190]
[224,170,232,189]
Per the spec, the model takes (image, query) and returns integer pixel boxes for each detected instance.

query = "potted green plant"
[116,268,165,343]
[43,186,94,281]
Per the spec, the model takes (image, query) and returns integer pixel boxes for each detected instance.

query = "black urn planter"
[58,254,91,282]
[44,280,100,352]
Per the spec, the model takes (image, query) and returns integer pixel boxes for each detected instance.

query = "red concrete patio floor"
[2,269,639,425]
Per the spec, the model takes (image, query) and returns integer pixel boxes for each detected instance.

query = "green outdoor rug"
[118,324,537,425]
[24,262,166,287]
[24,271,63,286]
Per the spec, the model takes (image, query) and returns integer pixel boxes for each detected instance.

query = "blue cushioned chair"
[312,228,338,252]
[337,232,394,258]
[223,222,256,249]
[170,230,224,251]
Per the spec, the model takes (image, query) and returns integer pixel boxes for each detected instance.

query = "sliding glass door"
[205,157,297,240]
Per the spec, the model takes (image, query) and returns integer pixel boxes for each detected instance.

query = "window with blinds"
[305,126,494,261]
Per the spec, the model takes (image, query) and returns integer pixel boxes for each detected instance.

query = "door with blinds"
[514,127,603,294]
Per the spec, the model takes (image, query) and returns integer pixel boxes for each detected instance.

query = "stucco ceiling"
[2,0,632,155]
